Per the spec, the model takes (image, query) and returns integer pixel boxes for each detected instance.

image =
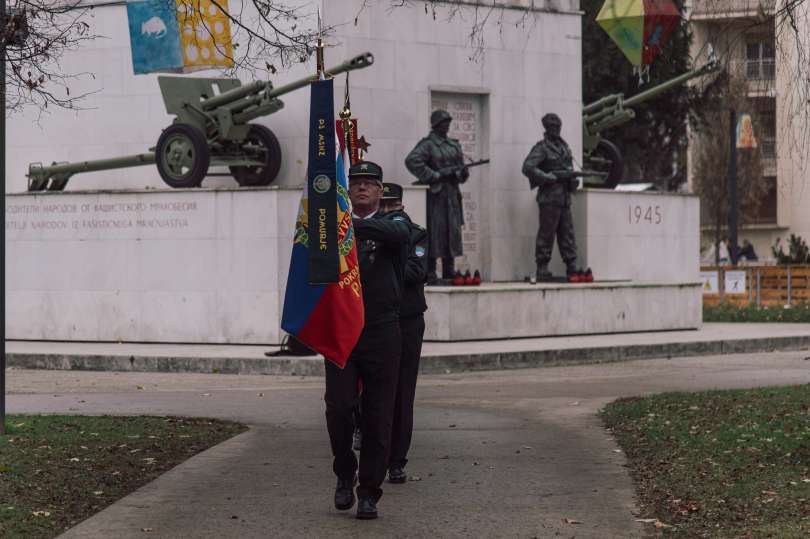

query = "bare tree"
[5,0,809,120]
[179,0,323,78]
[689,0,810,168]
[2,0,98,113]
[691,69,768,263]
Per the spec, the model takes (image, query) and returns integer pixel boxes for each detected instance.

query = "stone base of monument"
[5,186,427,345]
[423,281,701,341]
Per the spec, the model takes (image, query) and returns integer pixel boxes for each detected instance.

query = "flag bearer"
[326,161,409,520]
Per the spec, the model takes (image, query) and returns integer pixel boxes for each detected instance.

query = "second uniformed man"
[379,182,429,484]
[405,109,468,284]
[326,161,410,520]
[522,113,579,282]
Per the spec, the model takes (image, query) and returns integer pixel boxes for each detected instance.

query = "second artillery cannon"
[27,53,375,192]
[582,55,720,189]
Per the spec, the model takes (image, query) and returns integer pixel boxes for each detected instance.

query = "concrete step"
[7,323,810,376]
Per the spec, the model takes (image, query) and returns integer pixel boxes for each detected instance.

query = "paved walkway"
[7,349,810,538]
[7,322,810,375]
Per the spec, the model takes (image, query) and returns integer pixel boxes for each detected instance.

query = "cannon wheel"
[229,124,282,187]
[586,139,624,189]
[155,124,210,188]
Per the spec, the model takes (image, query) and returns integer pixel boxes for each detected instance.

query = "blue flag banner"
[127,0,183,74]
[307,78,339,284]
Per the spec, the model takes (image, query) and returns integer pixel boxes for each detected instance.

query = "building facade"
[688,0,810,261]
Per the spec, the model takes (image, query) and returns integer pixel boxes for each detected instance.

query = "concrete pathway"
[7,349,810,538]
[7,322,810,375]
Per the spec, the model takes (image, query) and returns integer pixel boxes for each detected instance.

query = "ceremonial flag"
[127,0,235,75]
[280,78,364,367]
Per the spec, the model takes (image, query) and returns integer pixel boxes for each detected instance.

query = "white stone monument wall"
[549,190,700,282]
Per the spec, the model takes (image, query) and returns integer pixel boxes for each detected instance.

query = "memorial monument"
[5,1,702,347]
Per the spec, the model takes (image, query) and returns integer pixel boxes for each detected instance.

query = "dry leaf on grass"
[563,518,582,524]
[636,518,673,529]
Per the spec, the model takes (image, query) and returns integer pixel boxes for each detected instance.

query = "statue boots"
[536,261,553,282]
[566,262,581,283]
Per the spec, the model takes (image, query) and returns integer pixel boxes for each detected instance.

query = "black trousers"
[389,314,426,469]
[427,257,455,280]
[535,203,577,269]
[324,321,401,501]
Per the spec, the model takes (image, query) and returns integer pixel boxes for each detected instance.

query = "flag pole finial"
[316,9,325,78]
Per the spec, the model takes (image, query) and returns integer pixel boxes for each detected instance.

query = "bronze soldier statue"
[522,113,581,282]
[405,109,468,283]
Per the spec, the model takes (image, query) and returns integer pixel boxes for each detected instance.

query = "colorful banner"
[127,0,234,75]
[596,0,680,67]
[736,113,758,149]
[336,118,359,165]
[280,82,365,368]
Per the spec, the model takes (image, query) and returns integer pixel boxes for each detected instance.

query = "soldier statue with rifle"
[522,113,594,283]
[405,110,488,284]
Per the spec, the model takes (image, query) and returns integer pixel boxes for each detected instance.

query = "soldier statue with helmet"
[522,113,592,283]
[405,109,469,284]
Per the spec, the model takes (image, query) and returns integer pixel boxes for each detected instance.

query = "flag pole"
[1,0,8,436]
[339,73,354,164]
[316,9,324,79]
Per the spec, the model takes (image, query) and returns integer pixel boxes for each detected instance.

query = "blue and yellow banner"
[127,0,235,75]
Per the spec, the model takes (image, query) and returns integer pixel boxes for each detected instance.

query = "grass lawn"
[1,415,246,539]
[602,385,810,538]
[703,303,810,323]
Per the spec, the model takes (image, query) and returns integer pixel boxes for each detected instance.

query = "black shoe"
[356,497,378,519]
[388,466,407,484]
[334,477,356,511]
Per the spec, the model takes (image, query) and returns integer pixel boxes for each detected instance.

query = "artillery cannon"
[582,56,720,189]
[27,52,375,192]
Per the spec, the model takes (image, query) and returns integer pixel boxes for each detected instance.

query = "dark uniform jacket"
[352,214,410,326]
[522,136,574,207]
[404,132,467,259]
[382,210,428,319]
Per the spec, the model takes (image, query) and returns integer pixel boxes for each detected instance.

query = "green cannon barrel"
[28,153,156,191]
[623,58,719,108]
[231,52,375,125]
[200,52,375,113]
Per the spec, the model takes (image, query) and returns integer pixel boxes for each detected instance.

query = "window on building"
[758,110,776,159]
[743,176,777,225]
[746,41,775,80]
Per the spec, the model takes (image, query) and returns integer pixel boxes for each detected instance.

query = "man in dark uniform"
[379,182,428,484]
[326,161,410,520]
[405,109,468,283]
[522,113,579,281]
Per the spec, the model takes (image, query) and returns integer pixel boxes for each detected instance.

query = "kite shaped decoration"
[596,0,681,81]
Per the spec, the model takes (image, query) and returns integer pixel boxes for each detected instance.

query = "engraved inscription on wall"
[6,196,206,239]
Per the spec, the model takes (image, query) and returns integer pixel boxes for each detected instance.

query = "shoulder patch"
[415,246,426,257]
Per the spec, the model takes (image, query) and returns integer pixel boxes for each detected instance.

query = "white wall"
[549,190,700,281]
[324,0,583,281]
